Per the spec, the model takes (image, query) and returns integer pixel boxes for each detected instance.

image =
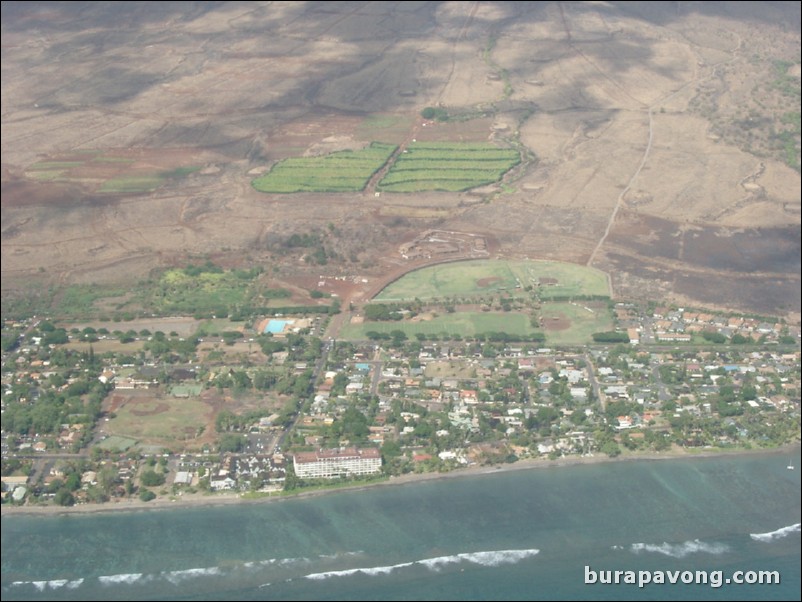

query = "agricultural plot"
[24,151,197,194]
[252,142,397,193]
[377,142,520,192]
[339,311,540,340]
[375,260,610,301]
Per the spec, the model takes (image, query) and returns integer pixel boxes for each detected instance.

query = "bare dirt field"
[2,1,799,320]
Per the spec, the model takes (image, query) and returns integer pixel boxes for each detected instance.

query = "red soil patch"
[476,276,503,288]
[107,395,127,413]
[542,315,571,331]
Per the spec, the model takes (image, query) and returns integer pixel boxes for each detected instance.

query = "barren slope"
[2,1,799,318]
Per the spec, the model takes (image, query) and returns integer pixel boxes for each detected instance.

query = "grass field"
[97,435,138,451]
[339,311,540,339]
[106,395,210,446]
[539,302,614,345]
[375,260,610,301]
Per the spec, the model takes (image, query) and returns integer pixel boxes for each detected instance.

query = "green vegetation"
[140,469,166,487]
[421,107,449,121]
[376,260,610,301]
[22,150,200,193]
[541,302,615,346]
[777,110,801,171]
[592,331,630,343]
[252,142,397,193]
[97,435,138,451]
[340,312,544,341]
[36,284,130,320]
[98,166,200,193]
[105,396,210,445]
[27,161,84,170]
[356,114,414,143]
[377,142,519,193]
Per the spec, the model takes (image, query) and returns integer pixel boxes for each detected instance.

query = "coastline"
[3,443,798,518]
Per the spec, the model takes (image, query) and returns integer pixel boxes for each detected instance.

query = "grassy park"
[375,259,610,301]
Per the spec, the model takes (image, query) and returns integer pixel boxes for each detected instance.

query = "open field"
[341,298,612,344]
[539,302,615,346]
[375,259,610,301]
[64,339,146,354]
[104,392,211,448]
[22,149,200,195]
[97,435,138,452]
[339,311,540,340]
[1,2,799,319]
[65,317,200,337]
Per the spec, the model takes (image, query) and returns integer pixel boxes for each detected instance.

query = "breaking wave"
[631,540,730,558]
[9,579,84,591]
[98,573,146,586]
[304,548,540,580]
[750,523,801,542]
[306,562,415,580]
[163,567,221,585]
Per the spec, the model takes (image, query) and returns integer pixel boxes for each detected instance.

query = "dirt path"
[586,29,745,270]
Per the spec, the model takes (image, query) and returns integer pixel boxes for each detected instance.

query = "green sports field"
[339,311,539,340]
[374,259,610,301]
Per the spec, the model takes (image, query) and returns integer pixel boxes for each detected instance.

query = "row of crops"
[251,141,521,194]
[251,142,398,193]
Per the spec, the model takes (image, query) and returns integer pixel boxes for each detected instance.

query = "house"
[210,475,236,490]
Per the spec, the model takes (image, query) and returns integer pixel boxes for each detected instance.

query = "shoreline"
[3,443,798,518]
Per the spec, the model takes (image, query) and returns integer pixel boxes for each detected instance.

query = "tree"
[140,470,165,487]
[421,106,449,121]
[98,465,119,494]
[219,434,246,453]
[600,440,621,457]
[54,489,75,506]
[139,489,156,502]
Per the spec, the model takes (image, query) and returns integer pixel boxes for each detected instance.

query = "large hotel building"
[292,447,382,479]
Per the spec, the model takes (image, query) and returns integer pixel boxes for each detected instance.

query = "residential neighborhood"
[2,300,799,509]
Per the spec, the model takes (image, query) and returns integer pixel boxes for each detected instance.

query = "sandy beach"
[3,443,798,518]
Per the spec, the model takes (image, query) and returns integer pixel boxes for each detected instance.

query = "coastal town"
[1,296,799,511]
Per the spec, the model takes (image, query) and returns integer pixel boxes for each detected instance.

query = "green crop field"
[252,142,397,193]
[339,311,540,340]
[375,260,610,301]
[377,142,519,192]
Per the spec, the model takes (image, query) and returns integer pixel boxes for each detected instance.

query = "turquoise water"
[2,451,799,601]
[264,319,291,334]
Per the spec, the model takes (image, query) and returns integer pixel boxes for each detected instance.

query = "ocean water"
[2,451,799,601]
